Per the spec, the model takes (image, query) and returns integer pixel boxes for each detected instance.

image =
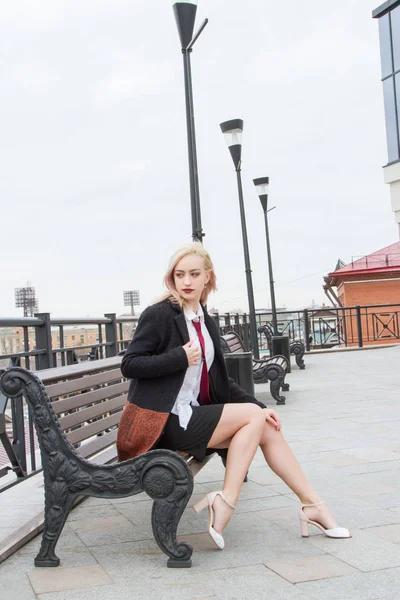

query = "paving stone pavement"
[1,346,400,599]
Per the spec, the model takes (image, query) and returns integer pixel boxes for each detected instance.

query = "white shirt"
[171,304,215,430]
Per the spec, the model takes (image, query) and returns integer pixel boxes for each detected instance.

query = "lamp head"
[253,176,269,211]
[220,119,243,170]
[172,0,198,50]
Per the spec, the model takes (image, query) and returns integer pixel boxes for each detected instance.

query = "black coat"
[117,298,264,460]
[121,298,263,410]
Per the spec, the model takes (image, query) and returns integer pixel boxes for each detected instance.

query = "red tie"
[192,319,211,405]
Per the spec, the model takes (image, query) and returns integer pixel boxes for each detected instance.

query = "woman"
[117,242,350,550]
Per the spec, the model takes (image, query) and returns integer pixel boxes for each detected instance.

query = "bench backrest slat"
[87,436,119,464]
[66,412,121,445]
[78,428,119,460]
[46,368,124,399]
[228,343,245,353]
[51,381,129,414]
[24,358,126,465]
[221,332,246,354]
[58,395,127,429]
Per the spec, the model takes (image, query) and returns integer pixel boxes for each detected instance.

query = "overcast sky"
[0,0,395,318]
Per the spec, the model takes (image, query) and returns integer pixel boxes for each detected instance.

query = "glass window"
[395,73,400,147]
[391,6,400,71]
[383,77,399,162]
[379,13,393,78]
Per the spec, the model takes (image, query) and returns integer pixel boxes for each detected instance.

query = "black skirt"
[155,404,224,462]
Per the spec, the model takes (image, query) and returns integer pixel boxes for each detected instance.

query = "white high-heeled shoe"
[299,501,351,538]
[193,491,236,550]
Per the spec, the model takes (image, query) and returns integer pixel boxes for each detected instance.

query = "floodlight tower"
[15,285,39,317]
[123,290,140,316]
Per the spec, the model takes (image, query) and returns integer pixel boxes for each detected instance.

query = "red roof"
[328,241,400,278]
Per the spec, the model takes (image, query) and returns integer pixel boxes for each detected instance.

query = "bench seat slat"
[58,394,127,429]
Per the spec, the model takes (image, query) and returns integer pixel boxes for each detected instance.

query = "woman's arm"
[121,306,188,379]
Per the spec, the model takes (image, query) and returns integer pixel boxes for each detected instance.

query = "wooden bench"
[220,331,289,405]
[258,324,306,370]
[0,359,216,569]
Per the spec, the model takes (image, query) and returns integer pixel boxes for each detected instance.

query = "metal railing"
[0,313,137,489]
[1,302,400,489]
[212,303,400,352]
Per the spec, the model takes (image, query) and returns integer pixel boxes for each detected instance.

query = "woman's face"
[173,254,210,307]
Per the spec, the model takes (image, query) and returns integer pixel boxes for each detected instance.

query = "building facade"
[326,241,400,345]
[0,319,137,368]
[374,0,400,235]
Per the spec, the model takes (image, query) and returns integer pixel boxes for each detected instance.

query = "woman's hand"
[263,408,281,431]
[183,340,202,366]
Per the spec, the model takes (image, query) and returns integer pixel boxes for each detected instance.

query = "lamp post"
[253,177,278,335]
[172,0,208,243]
[220,119,259,359]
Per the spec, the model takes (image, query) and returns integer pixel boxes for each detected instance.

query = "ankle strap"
[301,500,325,508]
[218,492,236,509]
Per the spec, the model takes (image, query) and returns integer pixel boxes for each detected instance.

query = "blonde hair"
[158,242,217,308]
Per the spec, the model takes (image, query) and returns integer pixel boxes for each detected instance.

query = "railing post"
[304,309,311,351]
[212,311,220,329]
[66,350,78,365]
[242,313,250,350]
[356,306,363,348]
[0,356,27,478]
[105,313,118,357]
[35,313,53,370]
[11,391,27,477]
[234,313,240,335]
[342,307,348,347]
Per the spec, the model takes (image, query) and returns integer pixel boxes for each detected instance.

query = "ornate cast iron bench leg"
[142,454,194,568]
[253,365,286,405]
[35,483,74,567]
[268,367,286,405]
[290,342,305,370]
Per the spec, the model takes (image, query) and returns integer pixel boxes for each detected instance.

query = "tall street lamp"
[253,177,278,335]
[172,0,208,243]
[220,119,260,359]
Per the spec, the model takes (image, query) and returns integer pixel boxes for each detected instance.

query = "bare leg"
[206,404,265,533]
[259,422,338,529]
